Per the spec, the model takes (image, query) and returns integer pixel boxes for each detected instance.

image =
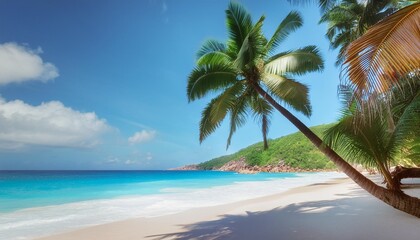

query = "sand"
[38,177,420,240]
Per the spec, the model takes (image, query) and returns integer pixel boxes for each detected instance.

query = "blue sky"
[0,0,341,170]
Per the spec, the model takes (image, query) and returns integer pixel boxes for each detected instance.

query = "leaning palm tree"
[188,7,318,149]
[188,2,420,217]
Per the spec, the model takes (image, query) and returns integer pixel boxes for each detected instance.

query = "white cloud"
[105,157,139,165]
[124,159,138,165]
[128,130,156,145]
[0,98,109,149]
[0,42,59,85]
[106,157,120,164]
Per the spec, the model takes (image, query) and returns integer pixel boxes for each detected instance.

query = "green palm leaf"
[199,82,245,142]
[226,1,253,54]
[197,52,232,66]
[323,117,380,169]
[250,94,273,150]
[264,46,324,76]
[226,92,249,149]
[393,87,420,150]
[196,39,227,59]
[187,65,237,102]
[199,99,222,143]
[288,0,337,12]
[266,11,302,54]
[234,15,266,69]
[262,74,311,116]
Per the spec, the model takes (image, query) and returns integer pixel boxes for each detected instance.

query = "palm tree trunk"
[392,167,420,184]
[377,161,401,191]
[262,115,269,150]
[253,83,420,217]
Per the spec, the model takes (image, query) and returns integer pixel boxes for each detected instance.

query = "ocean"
[0,170,345,239]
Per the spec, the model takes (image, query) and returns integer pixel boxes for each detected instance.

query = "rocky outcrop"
[218,158,249,172]
[217,158,309,174]
[170,164,199,170]
[174,158,333,173]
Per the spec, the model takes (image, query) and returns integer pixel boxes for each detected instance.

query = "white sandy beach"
[38,176,420,240]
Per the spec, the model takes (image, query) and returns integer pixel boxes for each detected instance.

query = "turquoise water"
[0,170,344,240]
[0,170,298,212]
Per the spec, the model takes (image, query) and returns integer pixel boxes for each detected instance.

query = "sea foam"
[0,172,345,240]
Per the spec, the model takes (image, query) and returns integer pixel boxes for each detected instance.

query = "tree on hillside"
[188,2,420,217]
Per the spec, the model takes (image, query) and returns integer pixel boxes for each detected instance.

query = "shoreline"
[1,172,345,239]
[38,176,420,240]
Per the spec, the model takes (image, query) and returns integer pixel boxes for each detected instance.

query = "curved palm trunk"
[392,167,420,185]
[253,83,420,217]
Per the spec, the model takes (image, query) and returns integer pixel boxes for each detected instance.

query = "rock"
[172,157,337,174]
[170,164,199,170]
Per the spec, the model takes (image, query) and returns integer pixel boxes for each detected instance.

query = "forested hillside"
[198,124,336,170]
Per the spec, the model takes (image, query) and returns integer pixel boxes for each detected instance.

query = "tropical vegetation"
[198,124,336,170]
[188,1,420,217]
[324,79,420,190]
[319,0,405,65]
[342,2,420,102]
[320,1,420,186]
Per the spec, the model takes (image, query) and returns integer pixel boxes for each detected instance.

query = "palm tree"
[188,2,420,217]
[319,0,402,65]
[188,6,319,149]
[343,2,420,103]
[340,2,420,190]
[324,80,420,191]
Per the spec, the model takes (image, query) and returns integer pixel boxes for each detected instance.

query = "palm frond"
[319,0,338,12]
[265,46,324,76]
[196,39,227,59]
[250,93,273,116]
[287,0,337,12]
[199,99,224,143]
[187,65,237,102]
[197,52,232,66]
[405,139,420,164]
[343,3,420,98]
[250,94,273,150]
[266,11,303,54]
[226,92,249,149]
[262,74,312,116]
[226,1,253,54]
[392,87,420,149]
[234,15,266,69]
[199,82,245,142]
[323,116,392,169]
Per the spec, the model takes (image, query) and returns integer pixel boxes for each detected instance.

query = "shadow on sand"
[148,190,419,240]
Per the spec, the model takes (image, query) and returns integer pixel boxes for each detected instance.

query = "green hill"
[198,124,336,170]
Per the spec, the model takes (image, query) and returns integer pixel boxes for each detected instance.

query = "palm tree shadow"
[147,194,420,240]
